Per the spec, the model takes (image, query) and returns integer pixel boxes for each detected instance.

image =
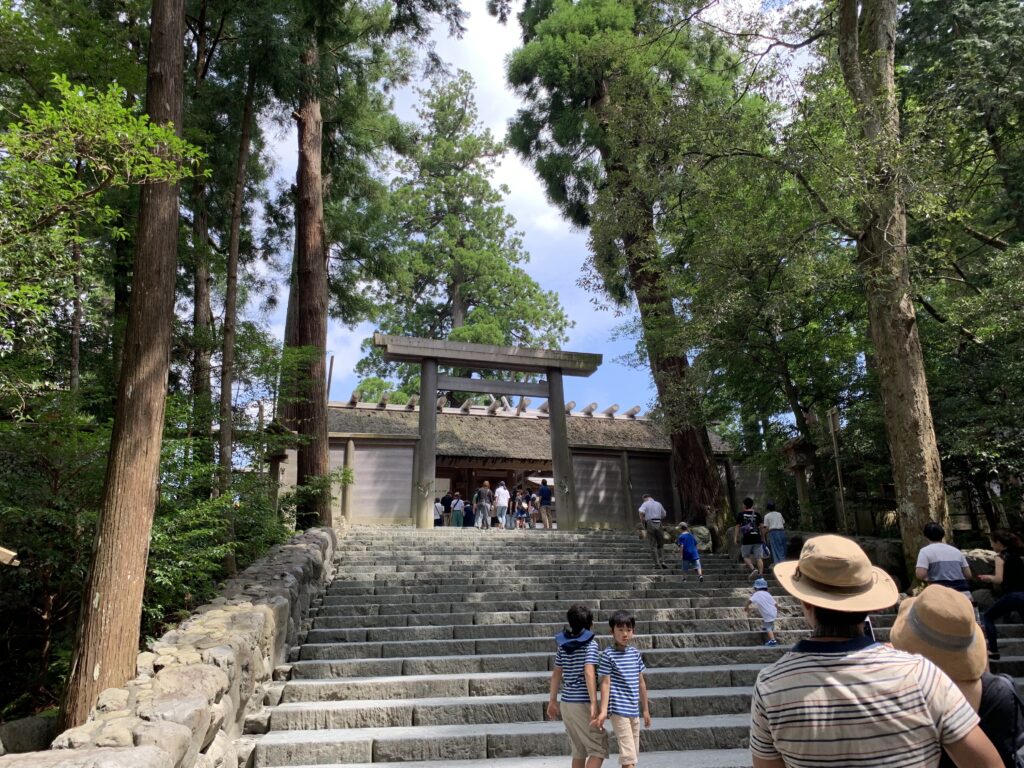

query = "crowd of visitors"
[434,479,556,529]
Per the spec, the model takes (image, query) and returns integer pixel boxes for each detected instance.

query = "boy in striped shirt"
[593,610,650,768]
[548,604,608,768]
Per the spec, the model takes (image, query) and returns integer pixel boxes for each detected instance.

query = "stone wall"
[0,527,337,768]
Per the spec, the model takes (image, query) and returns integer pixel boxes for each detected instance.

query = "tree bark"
[59,0,184,730]
[837,0,948,578]
[624,230,727,530]
[217,66,257,573]
[219,66,256,493]
[291,41,331,528]
[70,239,82,394]
[190,178,214,468]
[189,3,215,473]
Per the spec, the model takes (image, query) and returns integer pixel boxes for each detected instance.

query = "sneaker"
[698,575,704,583]
[750,569,761,578]
[764,639,779,647]
[681,575,687,582]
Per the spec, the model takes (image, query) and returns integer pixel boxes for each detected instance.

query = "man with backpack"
[735,497,765,578]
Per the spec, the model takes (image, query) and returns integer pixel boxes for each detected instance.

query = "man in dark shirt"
[538,479,554,529]
[735,496,764,578]
[440,490,453,527]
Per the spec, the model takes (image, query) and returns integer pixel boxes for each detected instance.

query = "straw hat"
[774,535,899,612]
[890,585,987,683]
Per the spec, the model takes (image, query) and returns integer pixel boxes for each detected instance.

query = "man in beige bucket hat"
[749,534,1001,768]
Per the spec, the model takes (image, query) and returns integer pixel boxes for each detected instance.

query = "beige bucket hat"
[890,585,987,683]
[774,534,900,612]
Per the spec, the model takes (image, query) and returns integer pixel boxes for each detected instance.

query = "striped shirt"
[597,645,646,717]
[554,638,600,703]
[916,543,970,591]
[750,637,979,768]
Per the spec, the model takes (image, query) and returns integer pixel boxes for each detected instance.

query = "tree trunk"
[217,66,257,573]
[59,0,184,730]
[110,232,133,389]
[291,41,330,529]
[278,235,301,430]
[625,232,726,530]
[191,178,214,469]
[70,239,82,394]
[837,0,948,579]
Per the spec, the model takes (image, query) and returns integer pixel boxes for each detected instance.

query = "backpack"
[1000,672,1024,768]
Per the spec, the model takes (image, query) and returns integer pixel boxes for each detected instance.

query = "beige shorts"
[606,720,638,765]
[561,702,609,759]
[610,714,640,765]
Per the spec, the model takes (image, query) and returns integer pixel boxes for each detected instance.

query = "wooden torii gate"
[373,333,602,530]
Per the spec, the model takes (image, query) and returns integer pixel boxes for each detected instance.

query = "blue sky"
[267,5,660,413]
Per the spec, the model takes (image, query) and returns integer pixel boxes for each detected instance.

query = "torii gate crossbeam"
[372,333,602,530]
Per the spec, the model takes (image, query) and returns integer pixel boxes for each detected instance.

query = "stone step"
[260,750,753,768]
[254,713,751,765]
[295,629,833,663]
[310,605,806,630]
[318,587,783,608]
[286,642,804,679]
[328,575,746,589]
[302,616,818,644]
[312,595,802,618]
[280,664,765,703]
[326,576,761,593]
[267,686,752,731]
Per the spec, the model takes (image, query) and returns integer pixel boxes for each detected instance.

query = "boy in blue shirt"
[548,604,608,768]
[676,523,703,582]
[593,610,650,768]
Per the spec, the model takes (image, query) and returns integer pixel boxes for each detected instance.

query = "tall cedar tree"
[498,0,726,524]
[59,0,186,728]
[835,0,949,574]
[357,72,570,385]
[284,0,464,528]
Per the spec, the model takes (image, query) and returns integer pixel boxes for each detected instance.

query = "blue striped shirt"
[597,645,646,717]
[554,638,600,703]
[750,637,979,767]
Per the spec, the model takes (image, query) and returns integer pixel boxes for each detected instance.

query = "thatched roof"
[327,403,729,459]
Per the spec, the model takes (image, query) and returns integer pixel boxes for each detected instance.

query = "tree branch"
[961,221,1009,252]
[914,294,990,350]
[836,0,867,109]
[686,149,861,240]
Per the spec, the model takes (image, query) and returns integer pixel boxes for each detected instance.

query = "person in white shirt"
[638,494,668,569]
[494,481,511,530]
[762,502,787,566]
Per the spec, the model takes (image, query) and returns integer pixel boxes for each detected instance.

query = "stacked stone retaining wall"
[0,527,336,768]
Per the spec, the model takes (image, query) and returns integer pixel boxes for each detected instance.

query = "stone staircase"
[246,526,1024,768]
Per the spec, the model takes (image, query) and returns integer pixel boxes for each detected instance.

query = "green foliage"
[356,71,571,386]
[0,75,203,352]
[0,400,107,718]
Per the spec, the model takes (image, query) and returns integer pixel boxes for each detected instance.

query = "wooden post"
[547,367,578,530]
[342,439,355,522]
[415,359,438,528]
